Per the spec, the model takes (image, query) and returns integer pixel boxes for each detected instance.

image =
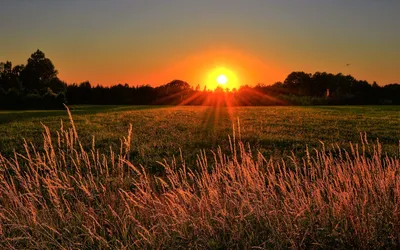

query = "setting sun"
[217,74,228,85]
[206,66,239,90]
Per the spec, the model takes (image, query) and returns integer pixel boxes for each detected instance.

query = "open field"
[1,105,400,248]
[1,105,400,170]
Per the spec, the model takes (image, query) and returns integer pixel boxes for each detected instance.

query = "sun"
[217,74,228,85]
[206,66,238,90]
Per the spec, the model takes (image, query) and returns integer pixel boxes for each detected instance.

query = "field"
[1,105,400,249]
[1,105,399,169]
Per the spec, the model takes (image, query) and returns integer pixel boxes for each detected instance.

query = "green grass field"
[2,105,400,248]
[1,105,399,169]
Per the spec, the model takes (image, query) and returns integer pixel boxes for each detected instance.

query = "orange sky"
[1,1,399,88]
[50,46,288,89]
[130,48,287,90]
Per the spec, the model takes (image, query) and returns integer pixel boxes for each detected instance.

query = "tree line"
[0,50,66,109]
[1,50,399,109]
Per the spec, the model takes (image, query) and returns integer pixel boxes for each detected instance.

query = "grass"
[0,106,400,249]
[1,105,399,173]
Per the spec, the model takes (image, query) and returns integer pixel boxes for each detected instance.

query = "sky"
[1,0,399,89]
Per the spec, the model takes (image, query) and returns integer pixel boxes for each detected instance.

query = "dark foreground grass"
[1,105,399,172]
[0,106,400,249]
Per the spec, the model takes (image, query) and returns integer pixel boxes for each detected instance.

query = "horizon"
[1,1,399,88]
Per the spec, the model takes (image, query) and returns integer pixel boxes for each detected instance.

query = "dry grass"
[1,107,400,249]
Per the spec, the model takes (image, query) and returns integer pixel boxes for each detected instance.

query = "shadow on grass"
[0,105,169,124]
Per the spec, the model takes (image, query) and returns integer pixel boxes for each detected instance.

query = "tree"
[0,61,12,75]
[12,64,25,77]
[283,72,312,95]
[79,81,91,89]
[0,61,24,91]
[165,80,191,92]
[20,49,58,91]
[48,77,67,93]
[214,86,224,93]
[312,72,337,96]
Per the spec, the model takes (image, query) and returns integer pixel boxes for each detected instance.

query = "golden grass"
[0,107,400,249]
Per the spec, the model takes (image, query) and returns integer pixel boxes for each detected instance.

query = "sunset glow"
[206,66,238,90]
[0,1,399,86]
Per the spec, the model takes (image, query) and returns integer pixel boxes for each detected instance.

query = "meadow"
[1,105,399,171]
[1,105,400,249]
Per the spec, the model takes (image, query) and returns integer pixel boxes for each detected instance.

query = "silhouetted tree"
[283,72,313,96]
[20,50,58,92]
[0,61,24,96]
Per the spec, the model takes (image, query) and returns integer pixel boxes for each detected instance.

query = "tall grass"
[1,107,400,249]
